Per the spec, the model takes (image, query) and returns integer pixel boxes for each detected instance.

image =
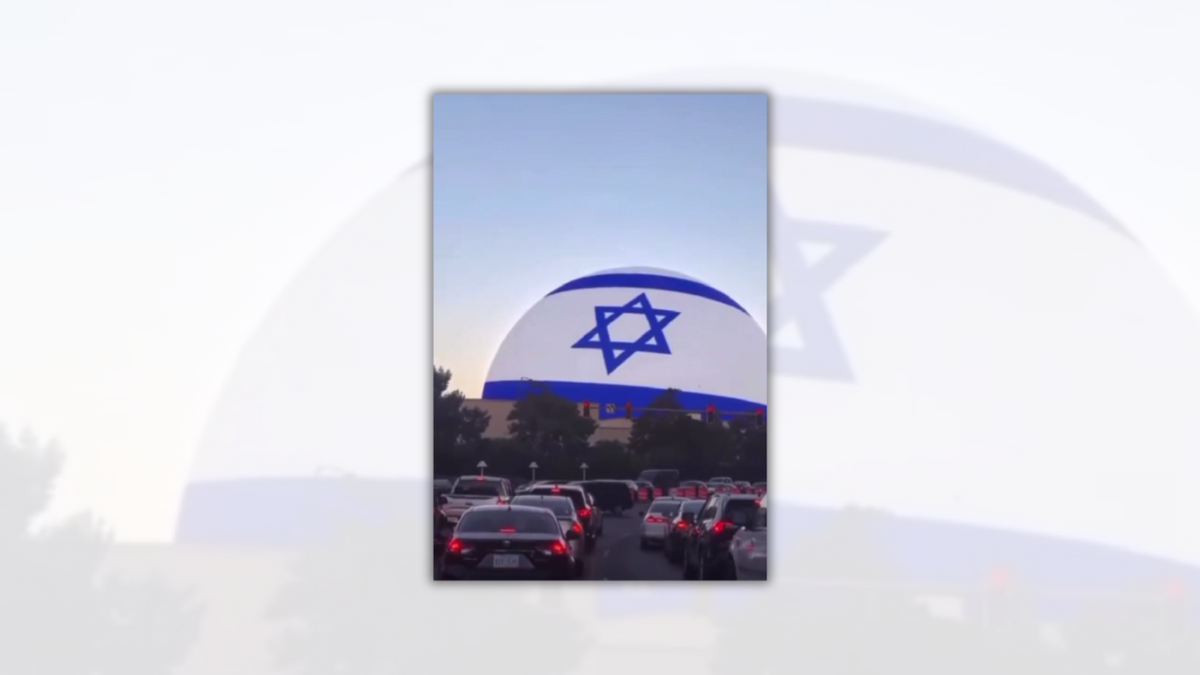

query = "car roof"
[725,493,760,502]
[511,494,573,502]
[528,483,584,492]
[456,475,504,482]
[463,504,550,514]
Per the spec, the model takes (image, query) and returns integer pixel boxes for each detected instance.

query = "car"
[664,499,705,564]
[751,481,767,495]
[584,491,604,536]
[728,493,767,580]
[732,480,754,494]
[576,479,634,514]
[439,505,581,580]
[682,493,761,580]
[520,484,602,552]
[636,468,681,494]
[708,476,733,485]
[516,479,568,493]
[622,480,639,503]
[638,498,684,549]
[510,494,587,578]
[705,480,735,495]
[434,490,452,555]
[439,475,514,525]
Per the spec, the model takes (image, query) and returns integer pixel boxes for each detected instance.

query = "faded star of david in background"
[572,293,681,375]
[772,192,888,380]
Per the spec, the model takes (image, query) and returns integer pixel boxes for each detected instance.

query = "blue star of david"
[572,293,681,375]
[772,190,888,381]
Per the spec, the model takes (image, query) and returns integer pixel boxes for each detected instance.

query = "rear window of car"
[648,501,682,516]
[724,499,760,524]
[451,480,503,496]
[682,500,705,514]
[457,509,560,535]
[509,496,575,518]
[525,487,585,509]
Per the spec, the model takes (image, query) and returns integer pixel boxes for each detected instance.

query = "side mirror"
[565,528,581,541]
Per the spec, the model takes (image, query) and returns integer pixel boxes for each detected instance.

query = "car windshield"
[450,480,503,496]
[648,502,681,516]
[724,499,760,525]
[525,487,585,509]
[509,496,575,518]
[456,509,560,535]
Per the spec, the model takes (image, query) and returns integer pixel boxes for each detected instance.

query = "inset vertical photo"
[432,93,768,581]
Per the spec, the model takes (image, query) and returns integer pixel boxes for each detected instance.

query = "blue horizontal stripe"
[481,379,765,421]
[546,273,748,314]
[175,477,1200,620]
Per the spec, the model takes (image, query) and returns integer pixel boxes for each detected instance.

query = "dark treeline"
[433,366,766,482]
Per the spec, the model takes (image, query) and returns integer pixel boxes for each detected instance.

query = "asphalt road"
[585,509,681,581]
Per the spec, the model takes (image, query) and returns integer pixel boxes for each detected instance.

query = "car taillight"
[549,540,568,555]
[712,520,735,535]
[578,507,591,518]
[500,528,516,533]
[676,521,688,529]
[496,497,506,504]
[447,538,463,554]
[571,522,582,534]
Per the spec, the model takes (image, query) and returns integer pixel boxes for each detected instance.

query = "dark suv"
[682,493,760,580]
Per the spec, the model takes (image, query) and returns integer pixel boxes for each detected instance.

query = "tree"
[505,384,597,462]
[581,439,633,478]
[726,413,767,481]
[433,367,490,457]
[627,389,730,477]
[0,424,202,674]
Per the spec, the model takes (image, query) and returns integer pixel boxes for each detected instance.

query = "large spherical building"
[480,266,767,420]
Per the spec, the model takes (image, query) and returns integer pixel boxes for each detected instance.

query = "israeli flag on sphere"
[175,70,1200,655]
[481,266,767,416]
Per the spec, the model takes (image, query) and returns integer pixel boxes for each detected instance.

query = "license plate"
[492,554,520,569]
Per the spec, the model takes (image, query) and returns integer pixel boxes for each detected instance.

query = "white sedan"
[638,498,685,549]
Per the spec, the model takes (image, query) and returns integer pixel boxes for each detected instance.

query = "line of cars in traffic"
[433,471,767,581]
[637,491,768,580]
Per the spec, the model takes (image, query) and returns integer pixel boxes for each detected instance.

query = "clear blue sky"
[433,93,769,397]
